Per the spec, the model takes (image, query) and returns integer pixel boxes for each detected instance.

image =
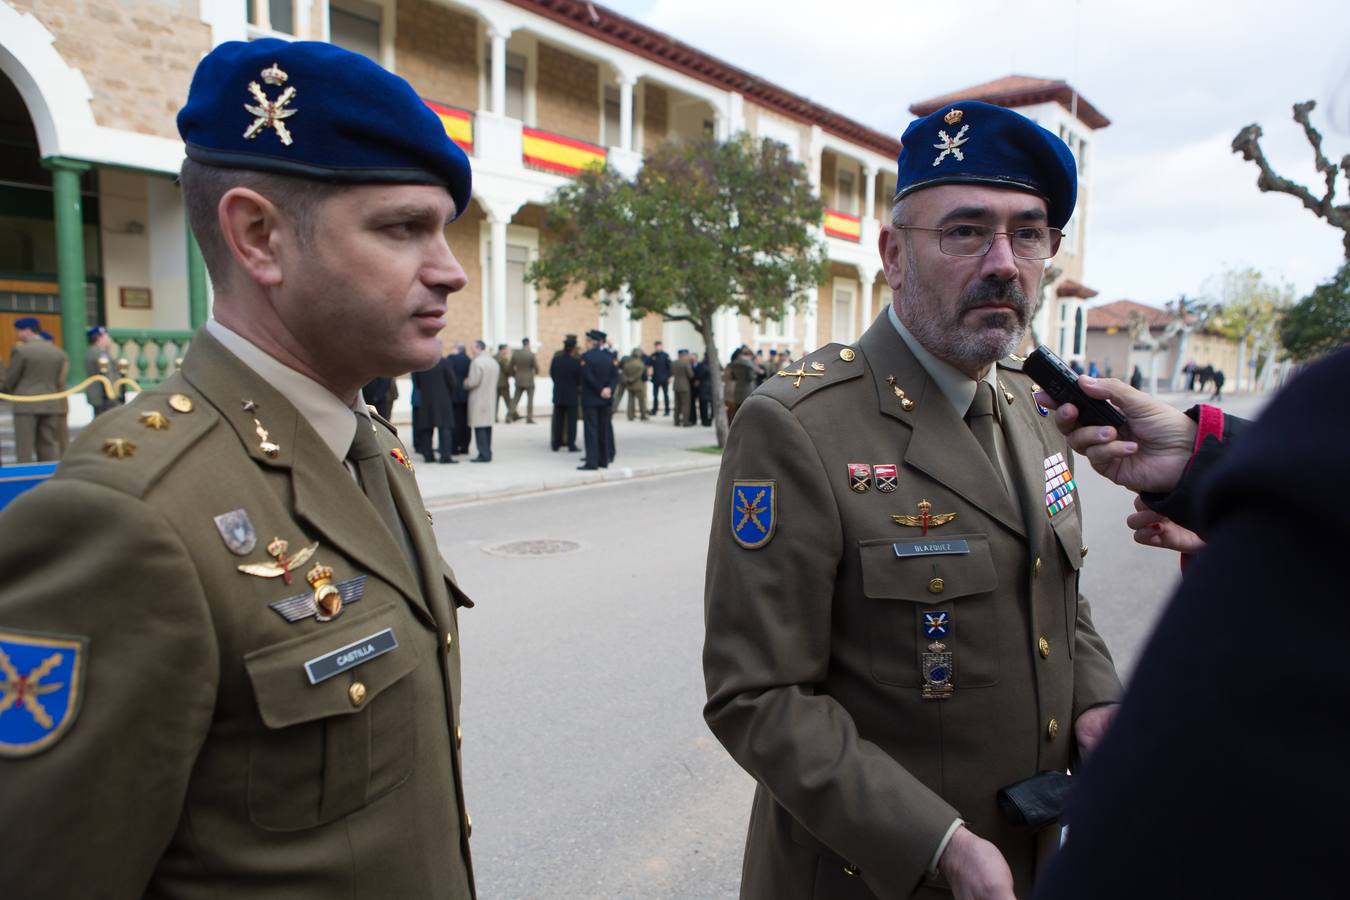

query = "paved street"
[435,387,1267,899]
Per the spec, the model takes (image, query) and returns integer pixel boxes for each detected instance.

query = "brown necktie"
[966,381,1011,496]
[346,413,418,572]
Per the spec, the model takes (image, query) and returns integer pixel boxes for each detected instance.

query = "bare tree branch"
[1291,100,1338,205]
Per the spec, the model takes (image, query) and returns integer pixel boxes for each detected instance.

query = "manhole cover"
[482,539,583,558]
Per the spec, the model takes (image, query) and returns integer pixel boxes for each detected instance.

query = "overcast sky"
[598,0,1349,307]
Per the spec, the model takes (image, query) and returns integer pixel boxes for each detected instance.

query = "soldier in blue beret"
[0,39,479,899]
[1,316,69,461]
[704,101,1120,900]
[84,325,121,416]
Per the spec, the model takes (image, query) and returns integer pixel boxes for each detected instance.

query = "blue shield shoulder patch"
[0,629,87,758]
[731,480,777,550]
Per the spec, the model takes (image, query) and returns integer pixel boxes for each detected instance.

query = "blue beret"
[177,39,471,219]
[87,325,107,339]
[894,101,1076,229]
[14,317,40,331]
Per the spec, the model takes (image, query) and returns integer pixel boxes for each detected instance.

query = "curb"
[420,454,721,509]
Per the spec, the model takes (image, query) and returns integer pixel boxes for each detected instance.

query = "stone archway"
[0,3,101,162]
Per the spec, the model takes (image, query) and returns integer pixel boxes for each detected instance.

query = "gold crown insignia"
[266,537,289,558]
[306,563,334,588]
[260,62,289,86]
[944,109,964,125]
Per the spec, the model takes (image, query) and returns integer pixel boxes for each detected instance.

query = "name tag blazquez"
[304,628,398,684]
[893,539,971,558]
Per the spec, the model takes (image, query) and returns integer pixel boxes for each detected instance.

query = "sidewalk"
[399,409,723,509]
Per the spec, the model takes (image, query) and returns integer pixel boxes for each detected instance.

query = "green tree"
[1279,262,1350,362]
[1199,266,1293,390]
[527,134,828,446]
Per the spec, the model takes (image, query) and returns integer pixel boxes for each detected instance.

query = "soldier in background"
[692,352,713,426]
[671,348,694,427]
[578,329,617,469]
[620,348,648,421]
[2,317,68,461]
[494,342,513,422]
[84,326,122,417]
[647,340,672,416]
[550,334,581,452]
[510,337,539,424]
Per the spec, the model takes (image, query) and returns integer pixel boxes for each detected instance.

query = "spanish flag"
[425,100,473,154]
[823,209,862,242]
[522,127,607,176]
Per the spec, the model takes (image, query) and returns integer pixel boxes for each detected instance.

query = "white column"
[863,163,877,225]
[619,77,634,152]
[490,30,508,117]
[489,211,508,346]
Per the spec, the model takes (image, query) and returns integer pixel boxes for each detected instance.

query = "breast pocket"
[1049,509,1084,658]
[860,534,1001,688]
[243,601,422,832]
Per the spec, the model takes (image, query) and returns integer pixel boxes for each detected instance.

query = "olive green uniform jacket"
[2,337,69,415]
[0,330,475,899]
[85,344,120,412]
[703,315,1121,900]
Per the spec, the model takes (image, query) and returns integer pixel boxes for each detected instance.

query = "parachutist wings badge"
[237,537,319,585]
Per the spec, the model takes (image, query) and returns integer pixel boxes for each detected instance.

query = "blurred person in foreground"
[1030,353,1349,899]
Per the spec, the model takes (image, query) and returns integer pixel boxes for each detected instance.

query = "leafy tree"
[1232,100,1349,257]
[527,134,828,446]
[1199,266,1293,390]
[1279,262,1350,362]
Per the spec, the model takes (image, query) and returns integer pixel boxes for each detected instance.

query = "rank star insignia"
[0,629,86,757]
[102,437,136,459]
[893,499,957,535]
[730,480,776,550]
[237,537,319,585]
[848,464,872,493]
[874,464,898,493]
[138,411,170,431]
[243,63,298,145]
[932,124,970,166]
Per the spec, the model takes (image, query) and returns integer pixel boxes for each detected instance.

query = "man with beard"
[703,101,1121,900]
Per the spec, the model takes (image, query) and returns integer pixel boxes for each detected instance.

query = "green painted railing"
[107,329,194,389]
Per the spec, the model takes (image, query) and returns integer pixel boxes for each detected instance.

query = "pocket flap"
[244,602,420,729]
[440,557,475,609]
[860,534,998,602]
[1050,509,1084,571]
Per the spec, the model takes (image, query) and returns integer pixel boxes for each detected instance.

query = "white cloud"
[600,0,1350,300]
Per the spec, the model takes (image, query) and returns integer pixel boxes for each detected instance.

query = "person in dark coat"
[1031,350,1350,900]
[1208,368,1225,401]
[446,342,471,455]
[411,354,458,463]
[577,329,618,470]
[550,335,581,452]
[647,341,671,416]
[1128,365,1144,390]
[692,353,713,426]
[361,375,398,421]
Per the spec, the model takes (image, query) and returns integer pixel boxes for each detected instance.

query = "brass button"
[465,812,472,839]
[168,393,194,413]
[839,348,856,362]
[843,864,860,877]
[1047,717,1060,740]
[1038,637,1051,659]
[348,682,367,707]
[1034,557,1042,577]
[928,577,945,595]
[456,725,463,749]
[1080,545,1089,560]
[445,632,453,649]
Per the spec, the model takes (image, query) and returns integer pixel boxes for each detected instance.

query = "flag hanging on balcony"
[424,100,473,154]
[823,209,862,242]
[522,127,607,176]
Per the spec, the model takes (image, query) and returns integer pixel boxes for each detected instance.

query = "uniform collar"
[887,303,1002,420]
[205,319,370,463]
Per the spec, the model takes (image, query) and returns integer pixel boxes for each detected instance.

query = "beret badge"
[244,63,298,146]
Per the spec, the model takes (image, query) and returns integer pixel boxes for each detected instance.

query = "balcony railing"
[107,329,194,389]
[823,208,862,242]
[522,127,607,176]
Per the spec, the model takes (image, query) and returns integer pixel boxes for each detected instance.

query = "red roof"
[502,0,902,158]
[1086,300,1172,330]
[909,75,1110,130]
[1056,279,1099,299]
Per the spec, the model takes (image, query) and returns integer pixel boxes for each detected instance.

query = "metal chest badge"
[0,629,87,757]
[874,464,898,493]
[244,63,298,145]
[270,570,368,623]
[848,464,872,493]
[731,480,776,550]
[1043,453,1077,517]
[922,641,954,701]
[213,508,258,556]
[923,610,950,639]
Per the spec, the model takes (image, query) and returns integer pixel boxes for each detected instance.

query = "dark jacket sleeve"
[1139,406,1251,533]
[1033,348,1350,900]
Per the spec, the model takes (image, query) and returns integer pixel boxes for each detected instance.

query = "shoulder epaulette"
[54,388,219,499]
[997,354,1027,373]
[753,343,864,409]
[366,405,399,436]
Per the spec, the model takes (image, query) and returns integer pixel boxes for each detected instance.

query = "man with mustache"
[704,101,1121,900]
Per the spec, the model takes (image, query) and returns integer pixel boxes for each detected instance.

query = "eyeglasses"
[895,223,1062,260]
